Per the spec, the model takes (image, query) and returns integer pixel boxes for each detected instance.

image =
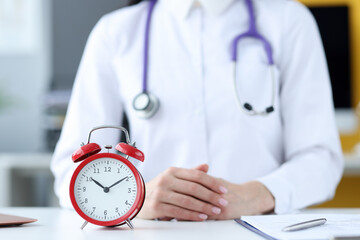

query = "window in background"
[0,0,41,54]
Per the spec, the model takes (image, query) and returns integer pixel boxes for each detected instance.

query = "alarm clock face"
[70,153,145,226]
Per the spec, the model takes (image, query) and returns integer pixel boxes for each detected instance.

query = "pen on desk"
[282,218,327,232]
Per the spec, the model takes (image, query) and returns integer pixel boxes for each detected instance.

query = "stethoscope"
[132,0,276,119]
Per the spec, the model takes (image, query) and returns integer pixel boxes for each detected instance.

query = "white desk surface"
[1,208,360,240]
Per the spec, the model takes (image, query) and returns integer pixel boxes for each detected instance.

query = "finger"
[163,191,222,216]
[160,203,208,221]
[192,164,209,173]
[172,178,228,208]
[170,167,228,194]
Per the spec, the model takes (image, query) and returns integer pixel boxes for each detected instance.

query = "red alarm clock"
[69,126,145,230]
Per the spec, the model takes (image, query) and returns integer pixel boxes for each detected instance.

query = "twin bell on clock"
[69,126,145,230]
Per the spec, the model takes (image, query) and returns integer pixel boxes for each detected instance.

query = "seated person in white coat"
[51,0,344,221]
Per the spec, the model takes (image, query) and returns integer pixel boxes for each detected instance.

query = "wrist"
[252,181,275,214]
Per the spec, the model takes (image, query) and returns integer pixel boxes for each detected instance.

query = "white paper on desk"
[241,214,360,240]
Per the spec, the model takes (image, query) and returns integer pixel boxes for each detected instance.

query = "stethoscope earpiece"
[231,0,276,116]
[243,103,274,115]
[244,103,253,111]
[266,106,274,113]
[133,92,160,119]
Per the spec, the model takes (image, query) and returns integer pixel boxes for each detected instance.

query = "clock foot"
[80,221,88,230]
[125,219,134,230]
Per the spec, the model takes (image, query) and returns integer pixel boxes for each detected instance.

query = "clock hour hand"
[108,177,128,189]
[90,177,105,189]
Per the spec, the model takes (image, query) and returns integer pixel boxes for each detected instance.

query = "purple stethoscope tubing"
[231,0,274,65]
[231,0,275,115]
[142,0,157,93]
[135,0,275,118]
[132,0,159,119]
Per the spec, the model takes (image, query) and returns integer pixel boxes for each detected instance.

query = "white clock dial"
[74,157,138,222]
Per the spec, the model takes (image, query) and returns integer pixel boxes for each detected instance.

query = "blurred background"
[0,0,359,208]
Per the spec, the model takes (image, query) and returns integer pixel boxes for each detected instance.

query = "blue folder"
[234,218,279,240]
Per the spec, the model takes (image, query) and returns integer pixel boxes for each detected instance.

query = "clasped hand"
[137,164,275,221]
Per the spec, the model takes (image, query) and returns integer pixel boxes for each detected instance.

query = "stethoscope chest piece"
[133,92,160,119]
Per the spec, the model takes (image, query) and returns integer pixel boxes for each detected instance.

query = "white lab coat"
[51,0,344,214]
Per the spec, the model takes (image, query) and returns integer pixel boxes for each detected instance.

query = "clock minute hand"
[109,177,128,189]
[90,177,105,189]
